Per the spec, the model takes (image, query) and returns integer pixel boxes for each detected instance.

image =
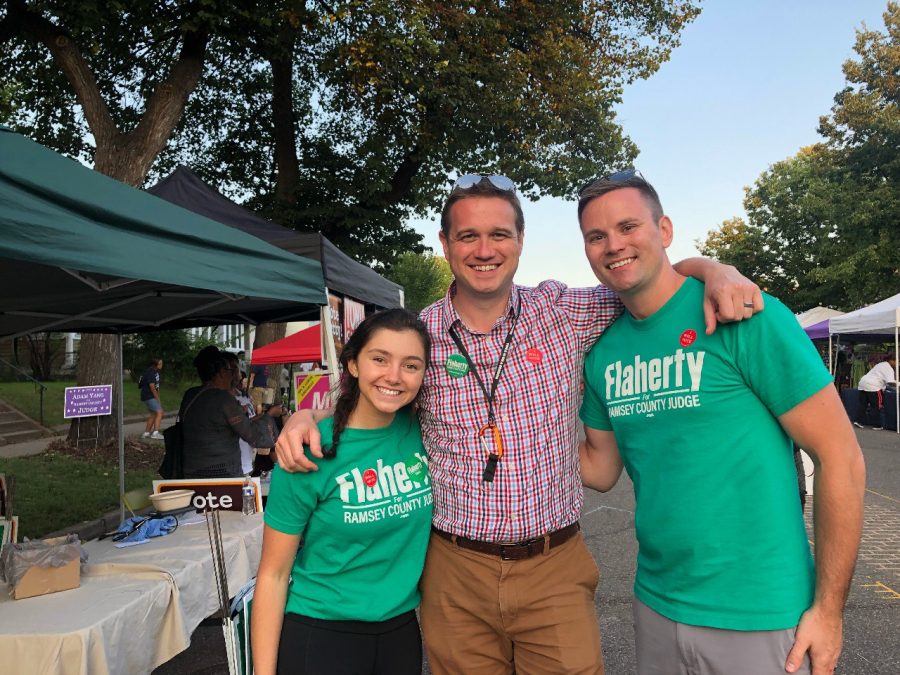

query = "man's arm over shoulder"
[274,408,333,473]
[537,280,623,350]
[778,385,865,674]
[672,258,764,335]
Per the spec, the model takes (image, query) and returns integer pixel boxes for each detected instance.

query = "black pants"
[857,389,883,427]
[276,610,422,675]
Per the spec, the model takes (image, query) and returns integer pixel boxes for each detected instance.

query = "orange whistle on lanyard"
[479,423,504,482]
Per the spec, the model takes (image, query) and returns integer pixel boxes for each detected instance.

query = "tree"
[387,252,453,313]
[252,0,701,268]
[696,216,777,291]
[1,0,223,443]
[72,1,702,269]
[700,4,900,311]
[2,0,702,442]
[814,1,900,306]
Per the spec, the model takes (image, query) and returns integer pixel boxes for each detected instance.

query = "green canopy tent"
[0,126,328,515]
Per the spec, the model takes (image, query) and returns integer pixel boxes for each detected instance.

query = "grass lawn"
[0,379,192,427]
[0,452,159,539]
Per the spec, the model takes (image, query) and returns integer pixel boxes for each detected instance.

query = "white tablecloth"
[0,511,263,675]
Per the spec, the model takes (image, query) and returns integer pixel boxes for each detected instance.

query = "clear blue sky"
[409,1,890,287]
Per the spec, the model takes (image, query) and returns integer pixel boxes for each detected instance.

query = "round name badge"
[405,456,426,483]
[445,353,469,378]
[526,347,543,364]
[679,329,697,347]
[363,468,378,487]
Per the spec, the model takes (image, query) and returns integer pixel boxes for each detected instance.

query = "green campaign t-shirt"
[264,409,433,622]
[580,278,832,631]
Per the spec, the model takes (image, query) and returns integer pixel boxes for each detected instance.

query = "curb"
[50,411,177,434]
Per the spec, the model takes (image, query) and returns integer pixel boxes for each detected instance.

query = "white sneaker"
[141,431,151,438]
[852,421,863,428]
[150,431,165,440]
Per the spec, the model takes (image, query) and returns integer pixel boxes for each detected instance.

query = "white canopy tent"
[829,292,900,433]
[795,306,843,328]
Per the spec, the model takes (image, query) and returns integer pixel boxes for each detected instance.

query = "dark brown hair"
[325,309,431,459]
[577,174,664,225]
[440,179,524,237]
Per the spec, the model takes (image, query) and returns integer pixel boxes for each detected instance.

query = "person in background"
[139,358,164,440]
[179,348,287,478]
[280,366,290,399]
[249,362,271,413]
[224,354,257,476]
[576,170,865,675]
[854,354,898,430]
[252,309,432,675]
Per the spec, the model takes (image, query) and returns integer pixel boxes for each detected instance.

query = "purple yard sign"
[64,385,113,419]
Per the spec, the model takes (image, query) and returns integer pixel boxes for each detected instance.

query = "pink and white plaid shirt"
[419,280,622,541]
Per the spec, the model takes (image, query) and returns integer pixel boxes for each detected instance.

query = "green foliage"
[0,79,16,124]
[699,4,900,311]
[128,329,220,382]
[0,453,158,539]
[386,251,453,312]
[2,0,702,269]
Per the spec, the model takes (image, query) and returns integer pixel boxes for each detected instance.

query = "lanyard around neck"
[447,299,521,425]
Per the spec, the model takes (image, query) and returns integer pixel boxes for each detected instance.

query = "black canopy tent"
[0,126,331,515]
[147,166,404,310]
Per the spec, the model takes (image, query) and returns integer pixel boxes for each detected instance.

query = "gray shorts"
[144,398,162,413]
[634,597,811,675]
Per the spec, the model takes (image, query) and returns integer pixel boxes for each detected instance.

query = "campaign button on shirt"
[445,353,469,378]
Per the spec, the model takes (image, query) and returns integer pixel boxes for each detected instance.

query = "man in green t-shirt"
[576,171,865,675]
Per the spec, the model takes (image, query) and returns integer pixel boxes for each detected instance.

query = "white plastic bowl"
[150,489,195,512]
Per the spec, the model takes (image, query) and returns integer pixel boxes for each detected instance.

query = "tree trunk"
[11,12,212,446]
[66,333,120,446]
[271,43,298,207]
[252,322,288,400]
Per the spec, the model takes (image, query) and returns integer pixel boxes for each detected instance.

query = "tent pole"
[117,332,126,521]
[828,335,833,375]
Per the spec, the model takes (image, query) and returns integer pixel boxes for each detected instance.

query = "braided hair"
[325,309,431,459]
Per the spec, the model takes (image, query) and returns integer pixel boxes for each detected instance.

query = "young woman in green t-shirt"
[252,309,433,675]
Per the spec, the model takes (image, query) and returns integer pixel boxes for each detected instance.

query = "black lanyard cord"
[447,300,521,425]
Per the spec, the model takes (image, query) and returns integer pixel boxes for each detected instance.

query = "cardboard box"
[2,535,82,600]
[11,555,80,600]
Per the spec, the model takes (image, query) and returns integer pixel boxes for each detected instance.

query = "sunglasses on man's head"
[452,174,517,193]
[578,168,646,198]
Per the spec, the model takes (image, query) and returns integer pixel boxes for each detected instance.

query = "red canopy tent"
[250,323,322,365]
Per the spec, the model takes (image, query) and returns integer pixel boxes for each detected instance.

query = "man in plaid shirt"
[276,175,760,674]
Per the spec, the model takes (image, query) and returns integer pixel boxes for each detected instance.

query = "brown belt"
[432,522,580,561]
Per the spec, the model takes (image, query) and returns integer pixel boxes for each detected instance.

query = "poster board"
[327,293,344,355]
[152,477,263,513]
[343,296,365,343]
[293,371,332,410]
[63,385,112,418]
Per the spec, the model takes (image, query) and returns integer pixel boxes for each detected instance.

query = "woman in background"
[178,348,286,478]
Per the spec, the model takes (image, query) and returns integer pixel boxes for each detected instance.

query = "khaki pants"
[249,386,274,411]
[420,530,604,675]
